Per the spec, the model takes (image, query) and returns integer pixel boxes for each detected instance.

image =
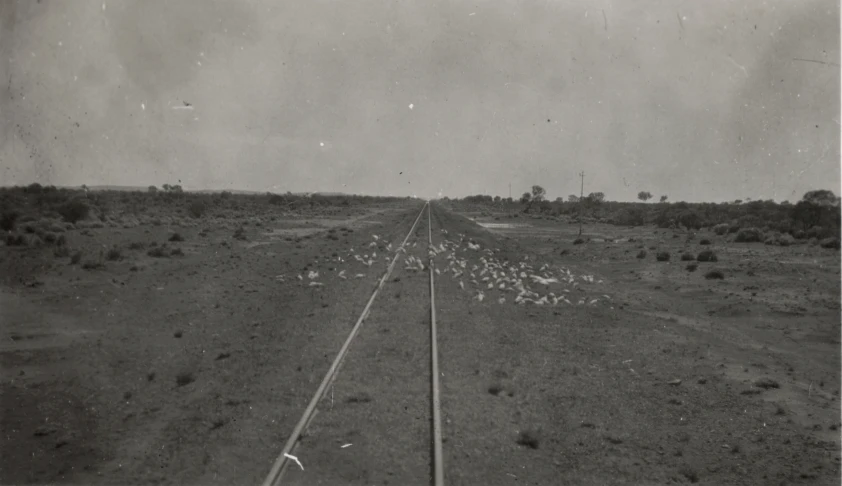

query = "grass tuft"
[176,372,195,387]
[105,246,122,261]
[516,429,541,449]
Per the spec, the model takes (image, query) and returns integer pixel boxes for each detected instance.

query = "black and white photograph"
[1,1,840,484]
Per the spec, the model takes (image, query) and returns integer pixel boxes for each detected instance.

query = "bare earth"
[1,201,839,485]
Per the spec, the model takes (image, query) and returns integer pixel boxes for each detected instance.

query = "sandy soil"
[1,201,839,485]
[433,208,840,485]
[0,201,421,485]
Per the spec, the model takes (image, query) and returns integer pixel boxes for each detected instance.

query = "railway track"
[262,201,445,486]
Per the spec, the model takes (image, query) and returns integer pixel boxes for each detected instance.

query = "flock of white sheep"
[416,229,610,307]
[279,229,611,308]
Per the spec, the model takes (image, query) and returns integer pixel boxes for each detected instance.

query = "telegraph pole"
[578,171,585,236]
[509,182,511,200]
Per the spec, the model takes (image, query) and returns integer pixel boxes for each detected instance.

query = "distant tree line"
[441,185,841,241]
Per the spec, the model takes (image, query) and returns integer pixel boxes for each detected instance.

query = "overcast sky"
[1,0,839,202]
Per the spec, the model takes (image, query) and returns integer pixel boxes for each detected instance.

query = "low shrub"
[699,238,711,245]
[187,200,207,218]
[680,253,695,261]
[573,238,585,245]
[24,234,43,247]
[777,234,795,246]
[636,250,647,259]
[686,263,698,272]
[147,246,170,258]
[5,233,26,246]
[806,226,828,239]
[106,247,122,261]
[56,199,90,223]
[656,251,670,262]
[70,250,83,264]
[169,232,185,242]
[704,270,725,280]
[820,237,840,250]
[735,228,763,243]
[82,260,105,270]
[713,224,729,235]
[0,210,20,231]
[697,250,718,262]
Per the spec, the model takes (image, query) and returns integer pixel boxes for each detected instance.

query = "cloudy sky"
[1,0,839,201]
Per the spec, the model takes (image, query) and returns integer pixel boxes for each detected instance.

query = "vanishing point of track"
[261,201,445,486]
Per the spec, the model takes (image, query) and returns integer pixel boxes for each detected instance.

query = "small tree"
[524,185,546,212]
[660,195,668,203]
[568,195,579,203]
[802,189,839,207]
[555,197,564,203]
[148,185,158,193]
[638,191,653,202]
[520,192,532,204]
[163,184,171,192]
[586,192,605,204]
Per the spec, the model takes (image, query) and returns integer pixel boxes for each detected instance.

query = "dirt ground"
[433,208,840,485]
[1,201,839,485]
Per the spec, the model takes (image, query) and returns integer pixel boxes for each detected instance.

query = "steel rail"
[261,201,429,486]
[428,203,445,486]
